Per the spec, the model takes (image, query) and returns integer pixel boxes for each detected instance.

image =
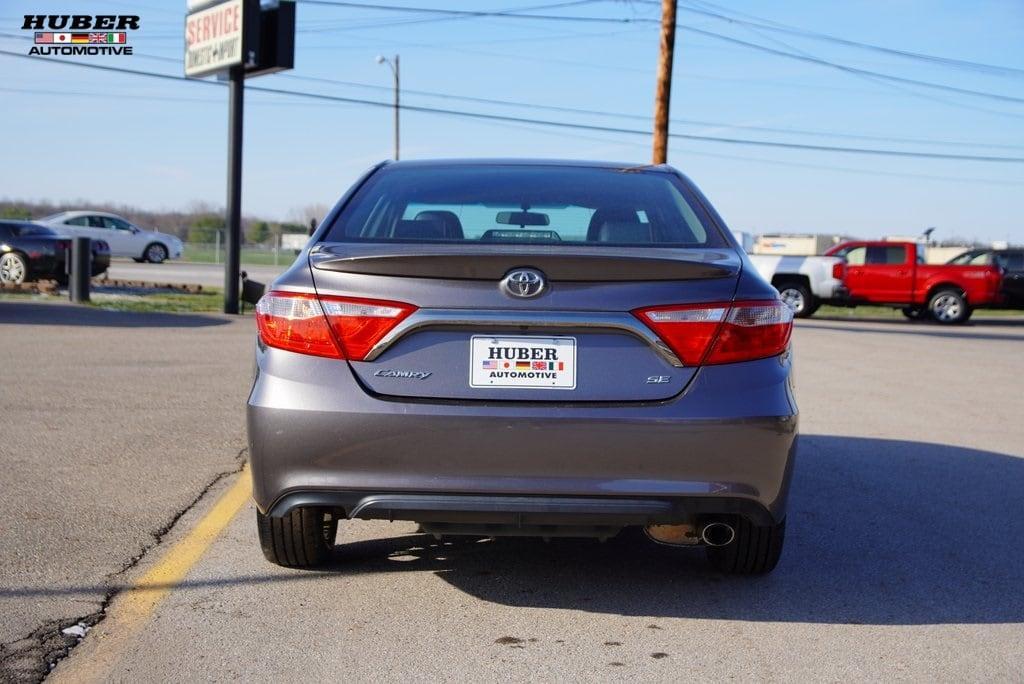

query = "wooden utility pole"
[652,0,677,164]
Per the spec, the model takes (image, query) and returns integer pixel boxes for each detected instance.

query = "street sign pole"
[186,0,294,314]
[224,64,244,314]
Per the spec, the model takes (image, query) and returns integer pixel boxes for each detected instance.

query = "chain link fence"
[181,233,308,265]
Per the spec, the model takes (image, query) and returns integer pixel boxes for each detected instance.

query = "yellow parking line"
[52,469,252,683]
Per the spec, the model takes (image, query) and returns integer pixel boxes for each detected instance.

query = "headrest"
[393,219,444,240]
[587,207,640,241]
[414,210,464,239]
[594,221,653,244]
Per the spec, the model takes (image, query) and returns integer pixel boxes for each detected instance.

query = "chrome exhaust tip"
[700,522,736,547]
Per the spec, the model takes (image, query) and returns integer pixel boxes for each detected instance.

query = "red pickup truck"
[824,241,1003,324]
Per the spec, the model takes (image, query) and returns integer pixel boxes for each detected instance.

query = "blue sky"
[1,0,1022,242]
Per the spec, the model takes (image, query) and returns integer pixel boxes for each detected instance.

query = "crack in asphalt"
[0,448,248,684]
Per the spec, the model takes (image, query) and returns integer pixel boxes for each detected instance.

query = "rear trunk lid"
[309,244,741,401]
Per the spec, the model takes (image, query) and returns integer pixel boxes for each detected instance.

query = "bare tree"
[289,203,330,228]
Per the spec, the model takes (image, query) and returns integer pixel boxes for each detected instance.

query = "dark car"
[0,220,110,285]
[947,248,1024,307]
[248,160,797,575]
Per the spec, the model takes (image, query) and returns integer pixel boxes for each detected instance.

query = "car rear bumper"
[247,345,798,526]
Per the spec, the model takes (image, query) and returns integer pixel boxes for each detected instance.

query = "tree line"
[0,199,330,244]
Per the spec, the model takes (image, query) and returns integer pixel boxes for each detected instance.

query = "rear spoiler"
[310,247,739,281]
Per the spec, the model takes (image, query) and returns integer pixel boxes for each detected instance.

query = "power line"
[680,24,1024,106]
[281,73,1024,151]
[296,0,638,23]
[293,0,1024,106]
[717,14,1024,124]
[672,0,1024,78]
[3,50,1023,164]
[3,29,1015,150]
[295,0,606,33]
[0,85,337,107]
[2,43,1016,151]
[4,30,1022,143]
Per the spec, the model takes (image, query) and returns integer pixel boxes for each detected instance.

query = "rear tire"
[257,507,337,568]
[777,283,816,318]
[928,289,971,325]
[705,517,785,574]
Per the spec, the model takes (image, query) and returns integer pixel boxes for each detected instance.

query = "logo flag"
[481,360,498,370]
[515,361,531,370]
[34,31,127,45]
[531,361,547,370]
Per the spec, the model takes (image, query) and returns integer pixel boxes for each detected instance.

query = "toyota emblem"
[500,268,546,298]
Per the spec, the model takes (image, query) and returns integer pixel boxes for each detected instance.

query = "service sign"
[185,0,244,77]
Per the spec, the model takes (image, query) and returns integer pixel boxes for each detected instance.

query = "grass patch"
[2,287,231,313]
[89,289,225,313]
[0,290,51,302]
[181,245,294,266]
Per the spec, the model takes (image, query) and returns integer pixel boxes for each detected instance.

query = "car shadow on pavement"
[0,302,229,328]
[319,435,1024,625]
[5,436,1019,626]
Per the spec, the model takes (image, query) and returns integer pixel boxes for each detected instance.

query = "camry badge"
[374,369,432,380]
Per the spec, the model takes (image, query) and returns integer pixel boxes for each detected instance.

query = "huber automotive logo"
[22,15,138,56]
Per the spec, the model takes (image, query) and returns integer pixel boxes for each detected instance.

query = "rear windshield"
[323,165,726,247]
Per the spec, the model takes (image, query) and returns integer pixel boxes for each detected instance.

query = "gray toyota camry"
[248,159,797,574]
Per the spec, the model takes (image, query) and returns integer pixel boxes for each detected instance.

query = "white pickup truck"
[747,254,845,317]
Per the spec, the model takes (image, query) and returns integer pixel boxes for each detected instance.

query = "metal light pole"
[376,54,400,160]
[224,64,245,314]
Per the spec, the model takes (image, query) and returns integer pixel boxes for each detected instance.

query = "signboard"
[246,1,294,77]
[185,0,246,77]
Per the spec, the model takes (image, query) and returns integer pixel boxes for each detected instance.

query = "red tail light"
[255,291,416,360]
[832,262,845,280]
[634,300,793,366]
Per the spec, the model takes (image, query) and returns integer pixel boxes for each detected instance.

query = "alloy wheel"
[932,294,962,322]
[779,287,806,314]
[147,244,168,263]
[0,253,26,284]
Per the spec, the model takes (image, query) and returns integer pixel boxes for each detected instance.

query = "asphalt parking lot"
[2,303,1023,681]
[0,302,254,682]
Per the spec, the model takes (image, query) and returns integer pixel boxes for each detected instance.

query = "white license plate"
[470,335,577,389]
